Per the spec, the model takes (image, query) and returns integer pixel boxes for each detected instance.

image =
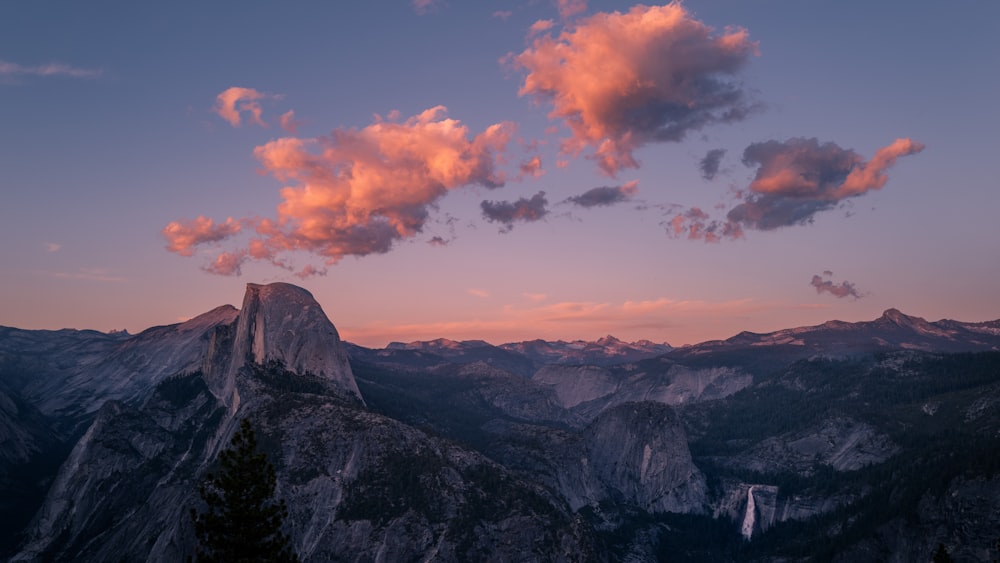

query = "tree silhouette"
[932,542,954,563]
[191,418,299,562]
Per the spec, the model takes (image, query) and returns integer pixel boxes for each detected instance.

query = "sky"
[2,1,998,347]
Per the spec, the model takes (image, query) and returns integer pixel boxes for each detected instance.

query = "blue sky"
[2,1,998,346]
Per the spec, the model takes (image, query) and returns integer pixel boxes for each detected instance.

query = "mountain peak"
[206,282,361,406]
[880,308,910,323]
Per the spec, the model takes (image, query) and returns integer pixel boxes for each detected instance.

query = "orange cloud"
[510,4,758,175]
[213,87,280,128]
[162,216,242,256]
[168,107,514,274]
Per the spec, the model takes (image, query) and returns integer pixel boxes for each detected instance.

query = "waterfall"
[740,486,756,540]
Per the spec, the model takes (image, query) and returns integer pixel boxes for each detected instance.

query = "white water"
[741,486,756,540]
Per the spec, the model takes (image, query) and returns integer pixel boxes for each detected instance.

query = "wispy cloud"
[509,3,758,175]
[481,191,549,232]
[49,268,127,283]
[810,271,864,299]
[279,110,302,134]
[555,0,587,20]
[412,0,440,15]
[699,148,726,180]
[467,288,491,298]
[0,60,102,79]
[44,242,62,253]
[339,296,827,346]
[213,87,282,128]
[564,180,638,208]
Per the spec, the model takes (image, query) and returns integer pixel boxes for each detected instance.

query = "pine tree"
[933,542,954,563]
[190,418,299,562]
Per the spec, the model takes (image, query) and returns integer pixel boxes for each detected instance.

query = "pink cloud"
[519,155,544,178]
[510,4,758,175]
[668,137,923,240]
[162,216,242,256]
[493,10,513,20]
[665,206,743,243]
[213,87,280,128]
[412,0,439,15]
[279,110,302,134]
[728,137,925,230]
[529,19,555,37]
[168,107,514,273]
[203,251,247,276]
[556,0,587,19]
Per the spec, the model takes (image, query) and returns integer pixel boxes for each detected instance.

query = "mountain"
[372,335,673,376]
[9,284,592,562]
[3,293,1000,561]
[500,335,673,367]
[672,308,1000,362]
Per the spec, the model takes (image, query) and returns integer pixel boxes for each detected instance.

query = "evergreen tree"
[932,542,954,563]
[191,418,299,562]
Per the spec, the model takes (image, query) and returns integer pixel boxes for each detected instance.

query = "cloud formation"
[167,106,515,274]
[666,206,743,243]
[699,148,726,180]
[565,180,638,208]
[810,271,863,299]
[412,0,439,15]
[510,3,758,175]
[162,216,242,256]
[669,137,924,239]
[213,87,280,128]
[481,191,549,232]
[556,0,587,19]
[280,110,302,134]
[0,59,102,78]
[728,137,925,230]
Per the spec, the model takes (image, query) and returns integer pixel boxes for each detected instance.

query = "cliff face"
[579,401,707,514]
[206,283,360,408]
[11,284,590,562]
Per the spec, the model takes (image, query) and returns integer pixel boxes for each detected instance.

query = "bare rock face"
[564,401,707,513]
[533,363,751,420]
[206,283,361,407]
[732,416,898,475]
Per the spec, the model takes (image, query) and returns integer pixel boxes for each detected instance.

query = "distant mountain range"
[2,283,999,561]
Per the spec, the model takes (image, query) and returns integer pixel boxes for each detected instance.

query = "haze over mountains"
[1,282,999,561]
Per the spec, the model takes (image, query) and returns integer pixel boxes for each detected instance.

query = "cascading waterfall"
[740,486,756,540]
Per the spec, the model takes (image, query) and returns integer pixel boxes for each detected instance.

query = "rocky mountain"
[499,335,673,367]
[373,335,673,377]
[3,291,1000,562]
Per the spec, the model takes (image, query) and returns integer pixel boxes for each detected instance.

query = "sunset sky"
[2,1,998,347]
